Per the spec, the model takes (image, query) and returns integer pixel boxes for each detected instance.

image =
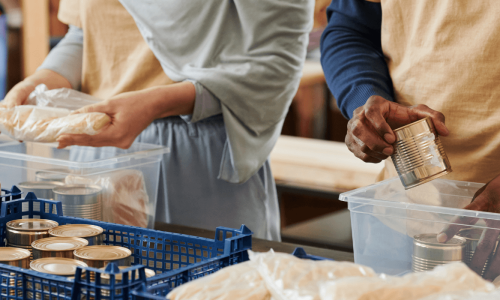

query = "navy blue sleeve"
[320,0,394,119]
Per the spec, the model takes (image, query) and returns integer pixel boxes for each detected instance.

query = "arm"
[320,0,448,163]
[320,0,393,119]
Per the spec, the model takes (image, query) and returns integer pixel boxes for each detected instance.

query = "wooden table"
[155,222,354,262]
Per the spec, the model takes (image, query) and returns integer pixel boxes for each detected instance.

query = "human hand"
[56,82,196,149]
[0,80,37,108]
[437,175,500,280]
[345,96,449,163]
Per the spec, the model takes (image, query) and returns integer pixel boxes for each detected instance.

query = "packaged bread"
[65,170,150,228]
[0,105,110,143]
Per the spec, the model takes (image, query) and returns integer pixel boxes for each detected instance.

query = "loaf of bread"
[0,105,110,142]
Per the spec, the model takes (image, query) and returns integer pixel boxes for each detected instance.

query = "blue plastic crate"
[0,188,253,299]
[132,248,330,300]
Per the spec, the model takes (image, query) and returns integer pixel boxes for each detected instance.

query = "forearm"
[23,69,72,90]
[320,0,394,119]
[144,82,196,119]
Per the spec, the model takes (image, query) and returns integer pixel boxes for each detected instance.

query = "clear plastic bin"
[0,134,169,228]
[339,177,496,276]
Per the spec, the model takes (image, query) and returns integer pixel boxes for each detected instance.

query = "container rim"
[338,177,500,221]
[0,136,170,168]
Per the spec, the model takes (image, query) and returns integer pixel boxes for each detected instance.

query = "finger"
[471,228,500,277]
[349,117,393,156]
[353,136,389,161]
[408,104,449,136]
[483,235,500,280]
[71,102,111,115]
[346,133,384,163]
[364,96,396,144]
[437,195,489,242]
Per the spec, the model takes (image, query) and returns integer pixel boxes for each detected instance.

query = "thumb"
[70,102,109,115]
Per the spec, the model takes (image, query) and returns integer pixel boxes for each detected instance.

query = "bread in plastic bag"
[0,84,110,142]
[65,170,150,228]
[166,250,499,300]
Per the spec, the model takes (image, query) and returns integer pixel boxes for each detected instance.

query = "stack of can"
[53,185,103,221]
[48,224,104,245]
[391,117,452,190]
[6,219,59,259]
[412,233,467,272]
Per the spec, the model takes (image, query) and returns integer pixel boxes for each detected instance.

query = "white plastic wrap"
[65,170,150,228]
[165,250,500,300]
[0,84,110,142]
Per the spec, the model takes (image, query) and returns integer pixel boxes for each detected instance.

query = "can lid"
[30,258,88,276]
[18,181,64,189]
[0,247,31,261]
[35,169,70,180]
[32,237,88,251]
[74,246,131,260]
[7,219,59,231]
[53,185,102,196]
[49,224,104,238]
[414,233,467,246]
[99,266,155,280]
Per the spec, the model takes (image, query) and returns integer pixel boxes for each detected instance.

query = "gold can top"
[30,257,88,276]
[0,247,31,261]
[7,219,59,231]
[99,266,156,280]
[74,246,131,261]
[32,237,88,251]
[49,224,104,238]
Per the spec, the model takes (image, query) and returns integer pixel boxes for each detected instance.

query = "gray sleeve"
[38,25,83,90]
[180,80,222,123]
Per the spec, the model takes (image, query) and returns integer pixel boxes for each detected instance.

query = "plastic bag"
[65,170,150,228]
[0,84,110,142]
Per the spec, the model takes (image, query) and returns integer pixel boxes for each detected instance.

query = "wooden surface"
[270,135,384,192]
[282,209,353,252]
[21,0,50,77]
[154,222,355,262]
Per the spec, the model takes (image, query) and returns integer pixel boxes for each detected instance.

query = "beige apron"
[58,0,175,99]
[373,0,500,184]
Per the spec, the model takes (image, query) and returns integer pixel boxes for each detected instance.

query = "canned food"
[30,257,88,277]
[99,266,155,296]
[457,228,500,276]
[412,233,466,272]
[17,181,64,200]
[0,247,31,269]
[74,246,132,281]
[49,224,104,245]
[35,169,70,182]
[6,219,59,246]
[32,237,88,260]
[391,117,452,189]
[53,185,102,221]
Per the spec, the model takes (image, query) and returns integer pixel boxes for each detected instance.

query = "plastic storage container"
[132,247,329,300]
[0,134,169,228]
[0,191,253,299]
[339,177,490,276]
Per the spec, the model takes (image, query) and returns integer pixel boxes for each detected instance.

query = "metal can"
[17,181,64,200]
[49,224,104,246]
[6,219,59,246]
[412,233,467,272]
[35,169,70,182]
[74,246,132,281]
[391,117,452,189]
[99,266,155,296]
[0,247,31,269]
[32,237,88,260]
[30,257,88,278]
[53,185,102,221]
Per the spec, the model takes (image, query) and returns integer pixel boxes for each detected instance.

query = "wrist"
[149,82,196,119]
